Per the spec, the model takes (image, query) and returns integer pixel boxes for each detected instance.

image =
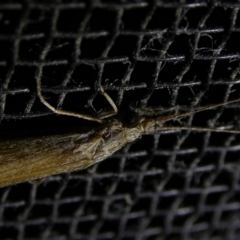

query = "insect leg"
[36,75,103,123]
[98,85,118,119]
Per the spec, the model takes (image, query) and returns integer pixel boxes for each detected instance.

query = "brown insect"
[0,76,240,188]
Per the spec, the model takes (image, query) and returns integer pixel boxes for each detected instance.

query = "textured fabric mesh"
[0,1,240,239]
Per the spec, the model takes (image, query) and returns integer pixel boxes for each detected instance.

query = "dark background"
[0,0,240,239]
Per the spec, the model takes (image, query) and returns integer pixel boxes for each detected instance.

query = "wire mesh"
[0,0,240,239]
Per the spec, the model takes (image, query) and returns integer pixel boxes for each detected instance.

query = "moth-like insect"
[0,75,240,187]
[0,95,240,188]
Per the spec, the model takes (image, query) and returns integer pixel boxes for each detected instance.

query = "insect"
[0,76,240,187]
[0,93,240,188]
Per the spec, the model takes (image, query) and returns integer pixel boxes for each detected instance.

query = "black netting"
[1,0,240,239]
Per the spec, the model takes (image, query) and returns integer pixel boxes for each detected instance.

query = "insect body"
[0,97,240,187]
[0,120,142,187]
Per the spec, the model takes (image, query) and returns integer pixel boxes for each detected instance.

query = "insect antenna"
[156,126,240,134]
[142,97,240,134]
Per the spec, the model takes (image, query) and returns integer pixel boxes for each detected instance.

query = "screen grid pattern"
[0,1,240,240]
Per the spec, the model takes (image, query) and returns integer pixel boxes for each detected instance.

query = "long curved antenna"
[154,126,240,134]
[142,97,240,133]
[153,97,240,124]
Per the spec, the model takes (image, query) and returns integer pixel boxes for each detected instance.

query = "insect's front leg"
[35,68,118,123]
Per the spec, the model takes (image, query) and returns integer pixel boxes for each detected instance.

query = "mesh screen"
[1,0,240,239]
